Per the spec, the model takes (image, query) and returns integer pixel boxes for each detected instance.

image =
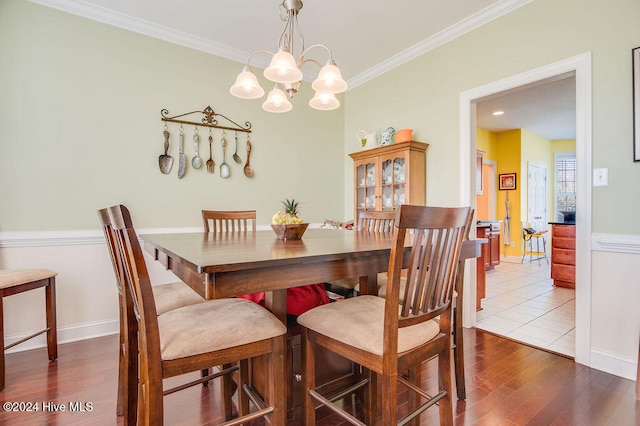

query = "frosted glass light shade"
[311,63,347,94]
[229,68,265,99]
[308,92,340,111]
[263,50,303,84]
[262,86,293,113]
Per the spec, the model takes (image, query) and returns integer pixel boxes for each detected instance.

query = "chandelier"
[229,0,347,113]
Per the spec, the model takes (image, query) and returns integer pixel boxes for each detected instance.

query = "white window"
[554,153,576,215]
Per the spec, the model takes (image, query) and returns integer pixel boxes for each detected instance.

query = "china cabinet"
[349,141,428,221]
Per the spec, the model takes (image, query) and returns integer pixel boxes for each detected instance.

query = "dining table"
[140,227,485,416]
[141,228,402,323]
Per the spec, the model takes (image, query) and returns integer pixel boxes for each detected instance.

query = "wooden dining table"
[141,227,484,415]
[141,228,401,323]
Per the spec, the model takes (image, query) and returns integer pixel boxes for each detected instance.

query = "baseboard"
[4,318,119,354]
[590,348,638,381]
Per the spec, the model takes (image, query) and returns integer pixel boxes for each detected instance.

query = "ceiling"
[34,0,575,139]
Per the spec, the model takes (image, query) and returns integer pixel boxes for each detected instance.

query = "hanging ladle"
[232,131,242,164]
[192,128,203,169]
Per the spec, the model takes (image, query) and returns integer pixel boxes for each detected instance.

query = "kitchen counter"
[548,221,575,225]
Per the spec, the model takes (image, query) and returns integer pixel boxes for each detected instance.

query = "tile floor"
[475,260,576,357]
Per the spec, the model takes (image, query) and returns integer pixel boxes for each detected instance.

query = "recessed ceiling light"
[493,110,504,116]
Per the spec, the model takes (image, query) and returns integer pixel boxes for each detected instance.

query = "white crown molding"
[347,0,534,89]
[30,0,532,89]
[28,0,254,65]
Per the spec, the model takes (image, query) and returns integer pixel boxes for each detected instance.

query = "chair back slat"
[202,210,256,234]
[385,205,470,330]
[358,210,396,233]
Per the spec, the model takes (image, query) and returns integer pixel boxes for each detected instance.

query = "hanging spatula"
[159,128,173,174]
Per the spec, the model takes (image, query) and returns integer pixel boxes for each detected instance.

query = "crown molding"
[30,0,532,89]
[28,0,255,65]
[347,0,534,89]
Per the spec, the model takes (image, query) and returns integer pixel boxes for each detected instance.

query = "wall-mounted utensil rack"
[160,105,252,133]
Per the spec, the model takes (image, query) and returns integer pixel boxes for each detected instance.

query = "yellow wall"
[494,130,522,257]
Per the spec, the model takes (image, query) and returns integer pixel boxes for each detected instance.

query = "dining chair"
[326,210,397,297]
[0,269,57,391]
[99,208,206,424]
[109,204,286,425]
[202,209,256,233]
[298,204,471,425]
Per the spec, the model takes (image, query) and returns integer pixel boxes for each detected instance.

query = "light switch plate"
[593,168,608,186]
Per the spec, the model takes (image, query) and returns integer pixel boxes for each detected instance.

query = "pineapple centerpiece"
[271,198,309,240]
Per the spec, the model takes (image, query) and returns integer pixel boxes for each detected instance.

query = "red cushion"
[237,283,330,316]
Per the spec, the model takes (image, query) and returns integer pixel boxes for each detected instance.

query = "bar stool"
[0,269,58,390]
[522,226,549,264]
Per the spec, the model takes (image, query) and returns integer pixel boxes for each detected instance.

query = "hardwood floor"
[1,329,637,425]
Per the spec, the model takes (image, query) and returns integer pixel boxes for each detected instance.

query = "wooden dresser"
[550,223,576,289]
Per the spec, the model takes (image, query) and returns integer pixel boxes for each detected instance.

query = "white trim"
[592,233,640,254]
[459,52,593,368]
[4,318,119,355]
[590,348,638,381]
[0,224,325,248]
[28,0,259,67]
[347,0,533,89]
[29,0,532,90]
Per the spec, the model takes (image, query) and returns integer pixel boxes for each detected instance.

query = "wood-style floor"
[1,329,637,425]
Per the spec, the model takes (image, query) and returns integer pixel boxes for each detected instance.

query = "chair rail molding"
[592,233,640,255]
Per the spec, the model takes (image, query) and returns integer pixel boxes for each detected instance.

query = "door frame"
[459,52,592,366]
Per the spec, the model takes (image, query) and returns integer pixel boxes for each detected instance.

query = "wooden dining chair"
[298,205,470,425]
[109,204,286,425]
[99,208,206,424]
[326,210,397,297]
[202,210,256,233]
[0,269,57,391]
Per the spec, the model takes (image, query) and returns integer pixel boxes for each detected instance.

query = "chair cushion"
[0,269,57,289]
[152,282,204,315]
[297,295,440,356]
[158,298,287,360]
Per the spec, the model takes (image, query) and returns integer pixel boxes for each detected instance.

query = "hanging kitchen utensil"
[220,131,230,178]
[192,127,203,169]
[158,125,174,174]
[244,134,254,178]
[206,128,215,174]
[232,131,242,164]
[177,125,186,178]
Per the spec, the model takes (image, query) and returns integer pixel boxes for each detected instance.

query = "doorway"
[459,53,592,366]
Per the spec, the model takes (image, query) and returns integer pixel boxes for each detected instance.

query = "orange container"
[395,128,413,142]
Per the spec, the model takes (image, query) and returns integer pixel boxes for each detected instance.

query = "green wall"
[0,0,345,231]
[343,0,640,235]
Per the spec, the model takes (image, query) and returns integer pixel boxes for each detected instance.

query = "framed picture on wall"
[633,46,640,162]
[499,173,516,190]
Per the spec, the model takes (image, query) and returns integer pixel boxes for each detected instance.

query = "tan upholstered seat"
[152,283,203,316]
[0,269,58,391]
[298,295,439,356]
[158,298,285,360]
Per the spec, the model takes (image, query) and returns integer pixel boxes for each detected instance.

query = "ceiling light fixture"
[493,110,505,116]
[229,0,347,113]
